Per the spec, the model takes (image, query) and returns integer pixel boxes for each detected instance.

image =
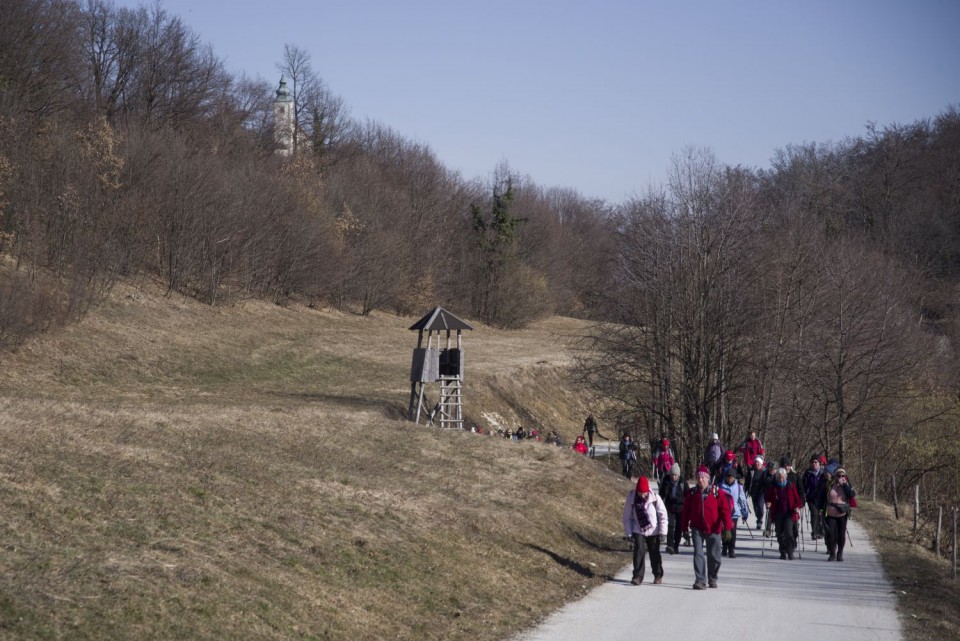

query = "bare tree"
[786,240,931,463]
[0,0,84,118]
[578,149,766,471]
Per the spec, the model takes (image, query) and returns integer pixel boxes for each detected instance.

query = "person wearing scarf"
[623,476,668,585]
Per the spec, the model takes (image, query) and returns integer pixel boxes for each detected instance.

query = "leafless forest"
[1,0,958,508]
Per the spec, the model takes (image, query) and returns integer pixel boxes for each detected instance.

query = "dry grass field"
[0,281,632,640]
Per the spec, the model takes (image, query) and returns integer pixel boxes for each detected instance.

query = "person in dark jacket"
[619,434,637,479]
[680,465,734,590]
[749,456,768,530]
[583,414,604,447]
[658,463,689,554]
[814,466,834,550]
[801,455,824,540]
[717,450,741,485]
[765,468,803,560]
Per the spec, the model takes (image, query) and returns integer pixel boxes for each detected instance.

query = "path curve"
[512,515,901,640]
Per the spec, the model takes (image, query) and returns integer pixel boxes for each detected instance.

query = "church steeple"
[273,76,294,156]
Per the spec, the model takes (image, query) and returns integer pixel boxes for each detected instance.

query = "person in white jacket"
[623,475,669,585]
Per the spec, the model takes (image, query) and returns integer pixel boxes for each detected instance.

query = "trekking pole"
[798,507,805,559]
[815,507,823,553]
[762,512,771,557]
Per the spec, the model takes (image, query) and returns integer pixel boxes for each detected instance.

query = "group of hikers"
[618,427,858,590]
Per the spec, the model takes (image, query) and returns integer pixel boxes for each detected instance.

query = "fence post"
[892,475,899,520]
[914,484,920,533]
[936,507,943,557]
[872,460,877,502]
[953,508,957,580]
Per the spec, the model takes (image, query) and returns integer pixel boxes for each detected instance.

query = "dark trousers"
[751,494,765,528]
[632,533,663,582]
[745,468,755,494]
[807,501,822,537]
[621,458,632,479]
[825,515,849,555]
[721,522,739,555]
[666,511,682,550]
[774,512,796,555]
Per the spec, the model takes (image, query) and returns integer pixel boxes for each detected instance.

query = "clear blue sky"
[119,0,960,203]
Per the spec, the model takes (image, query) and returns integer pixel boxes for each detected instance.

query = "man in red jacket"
[680,465,734,590]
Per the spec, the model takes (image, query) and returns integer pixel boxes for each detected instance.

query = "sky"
[117,0,960,203]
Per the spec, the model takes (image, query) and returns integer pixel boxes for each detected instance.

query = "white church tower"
[273,76,294,156]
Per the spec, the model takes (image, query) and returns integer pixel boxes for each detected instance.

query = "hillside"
[0,280,630,641]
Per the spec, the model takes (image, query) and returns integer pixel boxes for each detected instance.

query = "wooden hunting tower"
[408,307,473,428]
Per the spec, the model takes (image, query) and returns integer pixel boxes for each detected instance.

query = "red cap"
[636,476,650,493]
[818,455,827,464]
[697,465,710,477]
[725,450,735,461]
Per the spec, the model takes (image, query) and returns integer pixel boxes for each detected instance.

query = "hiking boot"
[827,553,836,561]
[728,550,736,559]
[780,552,787,560]
[836,552,843,562]
[665,546,675,555]
[721,549,728,557]
[787,552,794,560]
[693,581,707,590]
[630,575,641,585]
[653,576,663,585]
[708,579,717,588]
[756,523,762,530]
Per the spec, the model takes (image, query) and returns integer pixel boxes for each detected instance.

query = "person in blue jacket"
[719,467,750,558]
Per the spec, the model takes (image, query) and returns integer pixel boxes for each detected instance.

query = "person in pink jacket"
[623,476,669,585]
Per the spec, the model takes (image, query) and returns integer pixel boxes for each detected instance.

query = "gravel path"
[513,515,901,640]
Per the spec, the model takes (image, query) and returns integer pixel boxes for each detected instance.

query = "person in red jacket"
[739,431,765,493]
[765,467,803,560]
[573,435,589,455]
[652,438,675,482]
[680,465,734,590]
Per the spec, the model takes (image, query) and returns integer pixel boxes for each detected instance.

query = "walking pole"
[762,512,772,557]
[797,507,805,559]
[812,506,820,553]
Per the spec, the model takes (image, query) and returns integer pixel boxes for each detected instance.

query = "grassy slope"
[0,282,630,641]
